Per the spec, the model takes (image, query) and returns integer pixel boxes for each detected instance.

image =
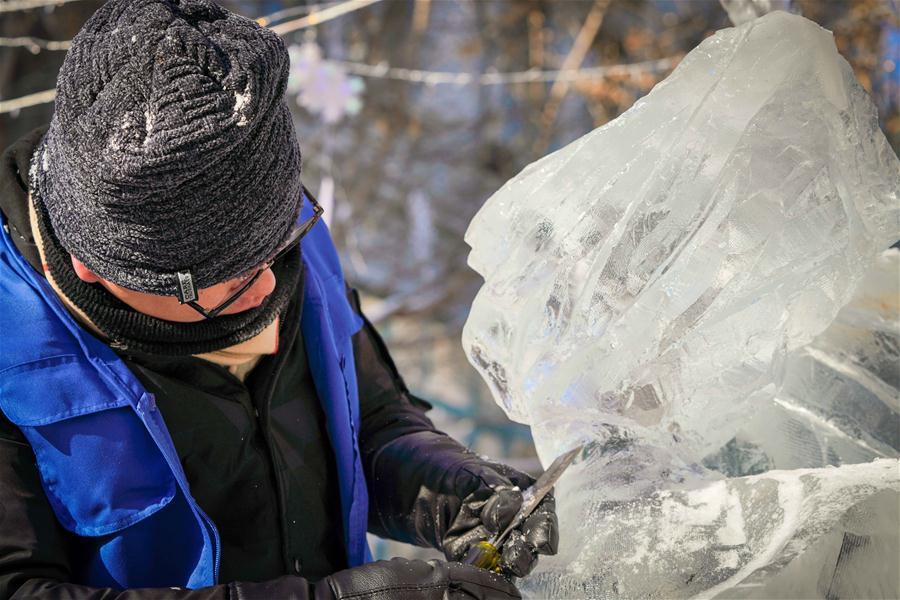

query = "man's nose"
[248,267,277,300]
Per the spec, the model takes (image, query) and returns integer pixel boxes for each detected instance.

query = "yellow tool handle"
[463,540,502,573]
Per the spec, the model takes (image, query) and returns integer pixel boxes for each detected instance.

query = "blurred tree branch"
[535,0,611,154]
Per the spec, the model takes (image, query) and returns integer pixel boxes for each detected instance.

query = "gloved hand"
[364,430,559,579]
[439,459,558,577]
[318,557,521,600]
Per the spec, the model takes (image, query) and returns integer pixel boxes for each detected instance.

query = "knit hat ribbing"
[30,0,303,295]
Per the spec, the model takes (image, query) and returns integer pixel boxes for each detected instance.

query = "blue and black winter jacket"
[0,127,440,599]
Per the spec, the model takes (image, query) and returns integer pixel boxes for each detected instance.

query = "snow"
[234,88,251,127]
[462,10,900,598]
[143,109,154,146]
[516,460,898,599]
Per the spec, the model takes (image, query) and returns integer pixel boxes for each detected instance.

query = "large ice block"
[463,10,898,470]
[463,10,900,598]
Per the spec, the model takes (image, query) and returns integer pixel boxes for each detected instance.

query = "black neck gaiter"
[33,195,302,357]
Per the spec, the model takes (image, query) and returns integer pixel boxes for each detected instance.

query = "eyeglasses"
[175,189,324,319]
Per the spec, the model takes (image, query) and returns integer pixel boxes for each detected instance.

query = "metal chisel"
[463,444,583,573]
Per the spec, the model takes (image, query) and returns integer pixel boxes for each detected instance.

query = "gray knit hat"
[29,0,303,296]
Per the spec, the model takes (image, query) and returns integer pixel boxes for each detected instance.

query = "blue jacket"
[0,196,372,589]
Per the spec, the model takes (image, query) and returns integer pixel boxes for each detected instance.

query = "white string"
[332,56,680,86]
[0,0,84,13]
[0,56,678,115]
[0,36,71,52]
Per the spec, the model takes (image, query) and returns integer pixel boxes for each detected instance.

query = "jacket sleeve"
[0,416,313,600]
[348,286,474,550]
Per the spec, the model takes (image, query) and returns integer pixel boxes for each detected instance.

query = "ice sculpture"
[719,0,794,26]
[462,11,899,598]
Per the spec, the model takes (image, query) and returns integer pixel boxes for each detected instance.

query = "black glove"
[364,430,559,578]
[439,457,558,577]
[317,558,521,600]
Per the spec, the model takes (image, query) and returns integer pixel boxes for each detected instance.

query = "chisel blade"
[493,443,583,546]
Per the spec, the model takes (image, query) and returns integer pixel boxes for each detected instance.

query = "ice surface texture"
[520,460,898,599]
[463,11,899,598]
[727,249,900,472]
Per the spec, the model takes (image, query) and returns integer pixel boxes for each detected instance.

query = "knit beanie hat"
[29,0,303,297]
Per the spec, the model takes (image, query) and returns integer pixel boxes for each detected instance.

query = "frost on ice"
[462,11,899,598]
[524,460,899,599]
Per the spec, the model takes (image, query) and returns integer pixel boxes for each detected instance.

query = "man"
[0,1,558,598]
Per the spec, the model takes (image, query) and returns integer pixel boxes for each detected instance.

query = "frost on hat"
[30,0,303,295]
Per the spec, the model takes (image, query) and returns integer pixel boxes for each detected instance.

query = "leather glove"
[317,558,521,600]
[364,431,559,578]
[439,458,558,577]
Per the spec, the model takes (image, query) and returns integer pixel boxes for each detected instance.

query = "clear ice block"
[463,11,900,598]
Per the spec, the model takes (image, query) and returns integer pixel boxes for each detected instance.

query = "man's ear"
[70,255,101,283]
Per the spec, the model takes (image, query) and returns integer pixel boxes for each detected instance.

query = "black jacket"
[0,128,443,599]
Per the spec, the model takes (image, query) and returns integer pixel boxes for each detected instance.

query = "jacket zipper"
[255,332,297,576]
